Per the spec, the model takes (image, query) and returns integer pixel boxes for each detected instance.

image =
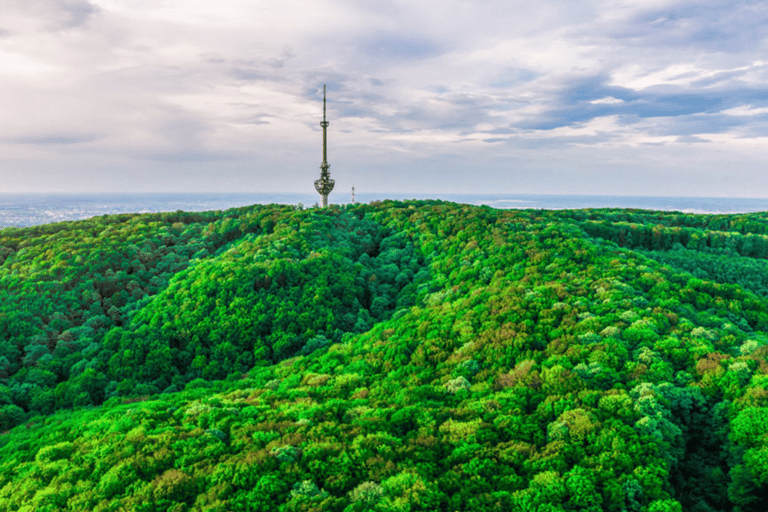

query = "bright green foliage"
[127,207,425,375]
[0,201,767,511]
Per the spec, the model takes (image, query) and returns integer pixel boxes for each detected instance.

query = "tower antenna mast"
[314,84,335,207]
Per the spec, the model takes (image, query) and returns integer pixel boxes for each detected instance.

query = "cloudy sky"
[1,0,768,197]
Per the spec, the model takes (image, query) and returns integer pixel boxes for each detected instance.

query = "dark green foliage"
[127,207,425,373]
[0,201,767,511]
[0,205,426,411]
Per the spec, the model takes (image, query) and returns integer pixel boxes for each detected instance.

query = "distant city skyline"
[1,1,768,197]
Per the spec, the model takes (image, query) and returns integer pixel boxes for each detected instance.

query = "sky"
[1,0,768,197]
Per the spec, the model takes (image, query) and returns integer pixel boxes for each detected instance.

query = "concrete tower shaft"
[314,84,335,207]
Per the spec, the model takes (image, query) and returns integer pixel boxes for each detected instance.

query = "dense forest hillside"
[0,200,767,511]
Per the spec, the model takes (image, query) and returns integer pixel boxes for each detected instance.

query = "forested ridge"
[0,200,767,511]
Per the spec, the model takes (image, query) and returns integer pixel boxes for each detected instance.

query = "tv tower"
[314,84,335,207]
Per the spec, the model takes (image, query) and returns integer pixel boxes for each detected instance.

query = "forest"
[0,200,767,511]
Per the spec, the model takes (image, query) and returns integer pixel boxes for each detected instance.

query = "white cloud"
[721,105,768,116]
[609,62,756,91]
[0,0,766,195]
[590,97,625,105]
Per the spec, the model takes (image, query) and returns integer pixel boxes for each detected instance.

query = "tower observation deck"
[314,84,335,207]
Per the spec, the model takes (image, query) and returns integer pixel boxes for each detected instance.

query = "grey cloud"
[59,0,99,29]
[676,135,709,143]
[340,107,378,119]
[343,0,403,17]
[5,0,768,196]
[484,127,520,135]
[14,0,101,30]
[231,67,269,81]
[266,46,295,69]
[144,150,239,163]
[303,72,357,90]
[230,47,297,80]
[498,132,622,150]
[11,135,98,145]
[734,122,768,138]
[354,89,522,135]
[586,1,768,53]
[157,115,211,144]
[636,115,741,136]
[688,69,752,88]
[487,68,538,89]
[300,72,357,105]
[357,31,446,61]
[239,114,272,126]
[510,72,768,134]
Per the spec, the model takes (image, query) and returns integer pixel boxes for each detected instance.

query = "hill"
[0,200,767,511]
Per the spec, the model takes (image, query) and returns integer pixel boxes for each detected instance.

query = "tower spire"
[314,84,334,207]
